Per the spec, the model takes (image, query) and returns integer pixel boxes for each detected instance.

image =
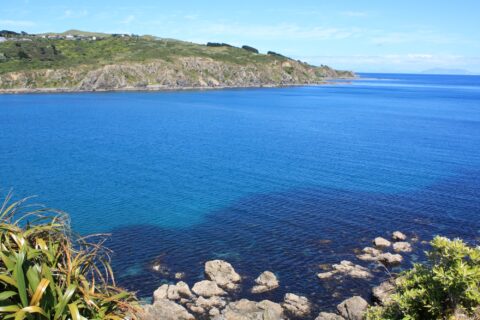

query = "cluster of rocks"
[317,231,411,282]
[142,231,413,319]
[142,259,313,319]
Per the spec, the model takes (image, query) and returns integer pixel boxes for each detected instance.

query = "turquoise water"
[1,73,480,312]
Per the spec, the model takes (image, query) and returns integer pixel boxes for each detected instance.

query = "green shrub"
[0,194,139,319]
[367,236,480,320]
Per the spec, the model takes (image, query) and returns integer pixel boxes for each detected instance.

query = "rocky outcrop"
[392,231,407,241]
[372,280,396,306]
[251,271,279,294]
[282,293,311,317]
[373,237,391,249]
[192,280,227,297]
[337,296,368,320]
[393,242,412,253]
[0,57,355,92]
[214,299,284,320]
[142,299,195,320]
[205,260,241,290]
[317,260,373,280]
[315,312,345,320]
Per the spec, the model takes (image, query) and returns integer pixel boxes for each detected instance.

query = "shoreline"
[0,78,356,95]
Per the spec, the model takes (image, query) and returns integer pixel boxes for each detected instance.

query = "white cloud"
[0,19,35,28]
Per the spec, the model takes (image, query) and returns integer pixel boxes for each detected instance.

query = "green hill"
[0,30,354,92]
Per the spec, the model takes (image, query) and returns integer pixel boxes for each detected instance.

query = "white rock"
[315,312,345,320]
[337,296,368,320]
[143,299,195,320]
[393,241,412,253]
[392,231,407,241]
[192,280,226,297]
[205,260,241,290]
[357,247,382,261]
[377,252,403,265]
[251,271,280,293]
[283,293,311,317]
[373,237,391,248]
[176,281,193,298]
[217,299,284,320]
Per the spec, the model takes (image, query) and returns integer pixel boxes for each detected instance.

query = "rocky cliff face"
[0,57,354,92]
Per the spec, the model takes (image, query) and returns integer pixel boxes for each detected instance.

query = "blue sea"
[1,73,480,314]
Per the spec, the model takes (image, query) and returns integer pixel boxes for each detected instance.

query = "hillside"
[0,31,355,92]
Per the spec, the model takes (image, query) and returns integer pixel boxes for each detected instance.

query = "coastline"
[0,77,356,95]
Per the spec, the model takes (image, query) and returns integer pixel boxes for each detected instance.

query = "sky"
[1,0,479,74]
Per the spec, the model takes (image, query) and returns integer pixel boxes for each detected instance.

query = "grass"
[0,36,289,74]
[0,193,140,319]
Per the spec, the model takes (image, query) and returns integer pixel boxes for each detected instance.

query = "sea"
[1,73,479,315]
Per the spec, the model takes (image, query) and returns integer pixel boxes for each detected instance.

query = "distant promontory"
[0,30,355,93]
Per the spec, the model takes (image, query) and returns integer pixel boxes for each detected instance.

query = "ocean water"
[1,73,480,314]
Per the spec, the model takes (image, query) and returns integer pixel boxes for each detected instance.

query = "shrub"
[367,236,480,320]
[241,45,259,54]
[0,193,140,319]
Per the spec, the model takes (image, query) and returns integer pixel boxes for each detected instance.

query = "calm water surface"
[1,73,479,314]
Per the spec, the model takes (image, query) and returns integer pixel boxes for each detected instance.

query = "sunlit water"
[1,73,480,315]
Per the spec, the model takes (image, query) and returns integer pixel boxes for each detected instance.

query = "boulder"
[176,281,193,298]
[357,247,382,262]
[318,260,373,280]
[143,298,195,320]
[377,253,403,265]
[205,260,241,290]
[392,231,407,241]
[373,237,391,248]
[283,293,311,317]
[194,296,226,310]
[215,299,284,320]
[153,282,193,302]
[192,280,226,297]
[251,271,279,294]
[337,296,368,320]
[393,242,412,253]
[315,312,345,320]
[372,280,396,305]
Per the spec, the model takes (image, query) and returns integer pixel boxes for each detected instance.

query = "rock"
[357,247,382,261]
[217,299,284,320]
[283,293,311,317]
[377,253,403,265]
[393,242,412,253]
[337,296,368,320]
[318,260,373,280]
[372,280,396,305]
[195,296,226,310]
[205,260,241,290]
[209,307,221,317]
[192,280,226,297]
[251,271,279,293]
[143,298,195,320]
[153,284,169,301]
[176,281,193,298]
[315,312,345,320]
[392,231,407,241]
[166,284,180,300]
[373,237,391,248]
[175,272,186,279]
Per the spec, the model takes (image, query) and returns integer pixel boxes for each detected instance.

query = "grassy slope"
[0,36,293,74]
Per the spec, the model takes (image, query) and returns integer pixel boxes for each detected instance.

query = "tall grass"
[0,193,140,319]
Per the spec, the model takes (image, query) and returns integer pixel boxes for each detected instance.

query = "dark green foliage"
[206,42,233,47]
[267,51,287,58]
[242,45,259,54]
[367,236,480,320]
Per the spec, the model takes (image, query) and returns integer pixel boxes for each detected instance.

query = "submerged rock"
[143,299,195,320]
[373,237,391,249]
[357,247,382,262]
[283,293,311,317]
[205,260,242,290]
[251,271,279,293]
[192,280,226,297]
[393,241,412,253]
[318,260,373,280]
[377,253,403,265]
[392,231,407,241]
[337,296,368,320]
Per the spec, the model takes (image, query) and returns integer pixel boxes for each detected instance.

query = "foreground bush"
[367,236,480,320]
[0,194,139,319]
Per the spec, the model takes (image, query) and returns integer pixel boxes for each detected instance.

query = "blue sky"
[1,0,479,73]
